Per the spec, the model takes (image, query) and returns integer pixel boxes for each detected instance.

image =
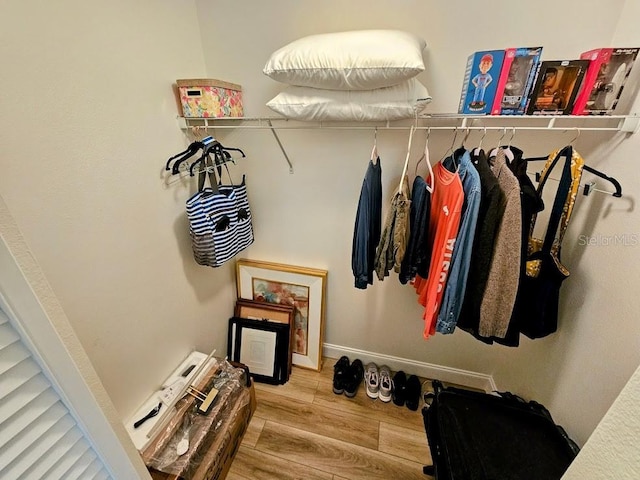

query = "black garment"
[399,175,432,284]
[518,146,582,338]
[457,149,506,336]
[352,158,382,289]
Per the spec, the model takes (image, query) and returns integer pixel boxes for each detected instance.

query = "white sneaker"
[365,362,379,399]
[378,365,393,403]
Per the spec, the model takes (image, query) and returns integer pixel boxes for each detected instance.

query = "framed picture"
[228,317,290,384]
[235,298,295,377]
[236,259,327,371]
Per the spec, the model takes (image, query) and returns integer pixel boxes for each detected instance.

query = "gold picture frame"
[235,259,327,371]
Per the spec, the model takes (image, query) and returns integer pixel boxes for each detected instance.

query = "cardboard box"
[572,47,640,115]
[491,47,543,115]
[458,50,506,115]
[526,60,590,115]
[188,385,256,480]
[145,363,256,480]
[176,79,243,118]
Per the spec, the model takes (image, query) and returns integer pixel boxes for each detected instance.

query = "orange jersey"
[415,162,464,338]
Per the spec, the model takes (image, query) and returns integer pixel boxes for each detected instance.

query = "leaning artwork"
[252,278,310,356]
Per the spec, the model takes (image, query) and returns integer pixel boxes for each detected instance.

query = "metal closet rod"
[178,115,639,173]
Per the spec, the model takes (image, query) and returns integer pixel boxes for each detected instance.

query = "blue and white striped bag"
[185,155,254,267]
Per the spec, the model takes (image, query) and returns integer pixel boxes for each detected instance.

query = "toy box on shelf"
[458,50,506,115]
[491,47,543,115]
[176,79,243,118]
[526,60,590,115]
[572,47,640,115]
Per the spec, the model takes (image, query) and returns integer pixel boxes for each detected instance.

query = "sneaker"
[364,362,379,399]
[392,371,407,406]
[344,359,364,398]
[332,356,350,395]
[405,374,421,411]
[378,365,393,403]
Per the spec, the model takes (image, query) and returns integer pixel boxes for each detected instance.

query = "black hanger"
[166,136,215,172]
[174,138,221,175]
[524,147,622,198]
[190,144,219,177]
[189,143,245,177]
[165,143,199,171]
[167,135,245,176]
[220,146,246,158]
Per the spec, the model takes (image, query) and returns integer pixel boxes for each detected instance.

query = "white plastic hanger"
[398,125,416,194]
[413,127,435,192]
[441,127,461,171]
[424,130,435,193]
[371,127,379,163]
[461,127,471,149]
[489,127,508,158]
[473,127,487,157]
[568,127,580,146]
[503,127,516,163]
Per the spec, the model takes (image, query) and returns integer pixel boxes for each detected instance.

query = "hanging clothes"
[490,145,546,346]
[414,160,464,338]
[518,146,584,339]
[457,148,506,336]
[478,148,522,339]
[375,127,416,281]
[352,157,382,289]
[399,142,434,285]
[398,175,431,284]
[436,148,481,334]
[374,176,411,280]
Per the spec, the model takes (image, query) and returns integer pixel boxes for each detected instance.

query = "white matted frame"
[236,259,327,371]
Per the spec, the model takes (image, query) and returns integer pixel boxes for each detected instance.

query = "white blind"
[0,308,113,480]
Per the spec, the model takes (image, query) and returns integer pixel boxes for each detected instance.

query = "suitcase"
[421,380,580,479]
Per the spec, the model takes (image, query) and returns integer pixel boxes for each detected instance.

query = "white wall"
[0,195,150,479]
[563,363,640,479]
[195,0,638,446]
[0,0,228,421]
[1,0,638,453]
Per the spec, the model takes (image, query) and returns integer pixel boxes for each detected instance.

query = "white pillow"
[266,78,432,122]
[263,30,426,90]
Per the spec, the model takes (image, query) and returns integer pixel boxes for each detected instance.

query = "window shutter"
[0,308,113,480]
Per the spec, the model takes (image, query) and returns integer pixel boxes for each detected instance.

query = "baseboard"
[323,343,496,393]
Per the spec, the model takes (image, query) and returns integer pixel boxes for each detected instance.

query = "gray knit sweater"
[479,149,522,338]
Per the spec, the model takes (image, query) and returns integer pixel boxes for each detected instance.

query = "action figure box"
[526,60,590,115]
[491,47,543,115]
[458,50,506,115]
[572,47,640,115]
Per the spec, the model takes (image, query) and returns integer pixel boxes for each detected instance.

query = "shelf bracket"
[177,116,294,174]
[267,119,294,174]
[619,114,640,134]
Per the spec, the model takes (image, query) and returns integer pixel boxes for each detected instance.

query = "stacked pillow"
[263,30,431,121]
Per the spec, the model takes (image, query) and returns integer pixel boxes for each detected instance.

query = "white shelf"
[177,114,639,174]
[179,113,640,133]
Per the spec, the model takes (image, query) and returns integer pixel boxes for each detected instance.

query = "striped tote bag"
[229,175,254,254]
[185,155,253,267]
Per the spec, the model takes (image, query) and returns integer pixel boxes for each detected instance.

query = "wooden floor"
[226,358,434,480]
